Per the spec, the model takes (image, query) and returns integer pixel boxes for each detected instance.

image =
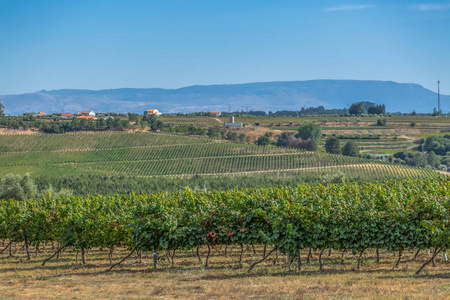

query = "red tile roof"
[77,115,97,119]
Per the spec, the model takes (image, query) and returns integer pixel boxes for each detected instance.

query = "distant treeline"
[0,112,163,133]
[0,115,132,133]
[176,105,419,117]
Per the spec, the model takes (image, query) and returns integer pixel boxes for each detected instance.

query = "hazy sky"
[1,0,449,95]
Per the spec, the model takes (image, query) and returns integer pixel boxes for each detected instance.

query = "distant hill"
[1,80,447,115]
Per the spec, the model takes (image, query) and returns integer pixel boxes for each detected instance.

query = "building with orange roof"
[210,111,221,116]
[144,109,162,115]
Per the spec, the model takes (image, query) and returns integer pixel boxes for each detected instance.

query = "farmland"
[0,179,449,299]
[0,131,438,180]
[157,115,450,154]
[0,116,448,299]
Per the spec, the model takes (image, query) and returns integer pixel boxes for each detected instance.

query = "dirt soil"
[227,126,282,140]
[0,128,41,135]
[0,246,448,299]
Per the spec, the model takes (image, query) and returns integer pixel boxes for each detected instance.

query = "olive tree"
[295,123,322,143]
[0,173,37,201]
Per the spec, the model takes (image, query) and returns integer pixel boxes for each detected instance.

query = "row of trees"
[325,138,360,157]
[0,115,133,133]
[349,102,386,115]
[0,174,72,201]
[392,135,450,171]
[176,104,386,118]
[271,123,322,150]
[393,151,449,171]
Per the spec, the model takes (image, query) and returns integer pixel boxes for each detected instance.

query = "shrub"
[305,139,318,151]
[325,137,340,154]
[256,135,270,146]
[342,141,359,157]
[377,119,387,126]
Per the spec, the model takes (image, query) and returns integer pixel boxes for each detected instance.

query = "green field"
[0,131,439,180]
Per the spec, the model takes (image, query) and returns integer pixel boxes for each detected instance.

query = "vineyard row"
[0,178,448,274]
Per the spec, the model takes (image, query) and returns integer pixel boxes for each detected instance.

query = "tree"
[377,119,387,126]
[305,139,318,151]
[0,99,4,116]
[208,128,224,139]
[256,135,270,146]
[143,114,157,124]
[427,151,441,169]
[151,120,164,131]
[325,137,341,154]
[276,132,295,147]
[348,102,366,115]
[367,104,385,115]
[0,173,37,201]
[342,141,359,157]
[295,123,322,143]
[226,131,238,142]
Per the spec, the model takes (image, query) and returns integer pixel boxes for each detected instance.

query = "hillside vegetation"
[0,132,439,181]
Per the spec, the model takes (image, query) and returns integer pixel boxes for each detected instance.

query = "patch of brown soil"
[0,128,41,135]
[226,126,282,140]
[436,170,450,176]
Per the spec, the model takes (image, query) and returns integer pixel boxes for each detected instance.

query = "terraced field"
[318,137,415,153]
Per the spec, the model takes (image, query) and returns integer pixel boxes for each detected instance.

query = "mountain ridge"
[1,80,447,115]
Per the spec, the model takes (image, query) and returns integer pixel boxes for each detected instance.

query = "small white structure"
[224,115,242,127]
[78,111,96,117]
[210,111,221,116]
[225,122,243,127]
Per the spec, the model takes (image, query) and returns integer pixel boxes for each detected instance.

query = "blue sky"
[1,0,449,95]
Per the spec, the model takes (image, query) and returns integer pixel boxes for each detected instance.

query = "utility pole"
[438,80,440,116]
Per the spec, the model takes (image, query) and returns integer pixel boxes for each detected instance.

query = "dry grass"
[0,244,449,299]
